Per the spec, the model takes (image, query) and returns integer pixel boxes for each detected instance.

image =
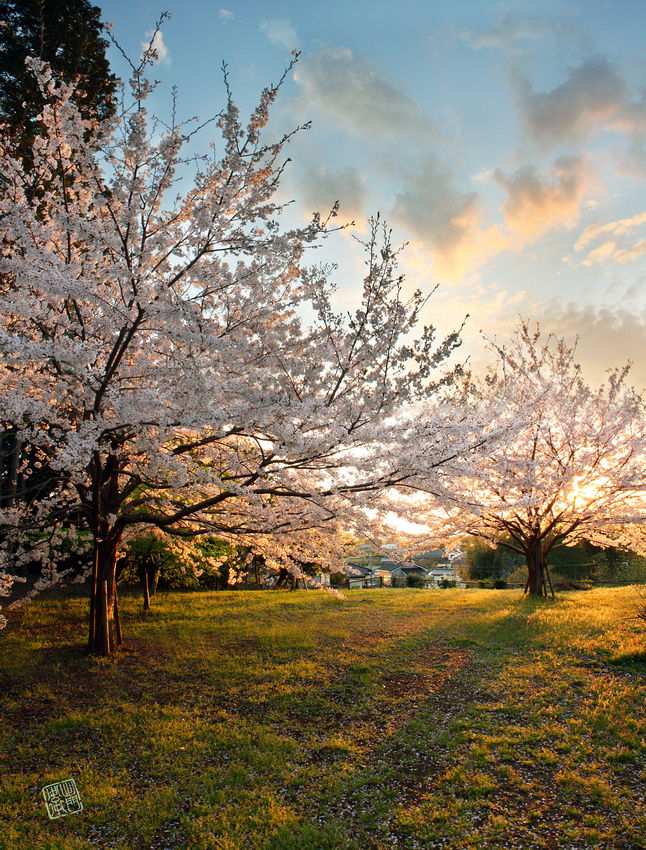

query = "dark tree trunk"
[140,563,151,611]
[150,564,160,597]
[88,536,122,655]
[525,545,554,597]
[275,567,290,589]
[526,546,545,596]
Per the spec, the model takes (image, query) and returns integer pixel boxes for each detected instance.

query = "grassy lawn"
[1,585,645,849]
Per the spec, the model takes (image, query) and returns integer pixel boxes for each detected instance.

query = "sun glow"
[569,475,609,510]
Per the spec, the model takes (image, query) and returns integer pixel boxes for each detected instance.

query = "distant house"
[428,564,464,587]
[345,548,465,589]
[389,563,429,585]
[413,550,446,568]
[346,562,389,588]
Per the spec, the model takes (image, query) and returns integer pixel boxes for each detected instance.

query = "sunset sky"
[97,0,646,387]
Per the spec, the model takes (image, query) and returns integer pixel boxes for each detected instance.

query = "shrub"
[407,573,425,588]
[439,578,456,589]
[330,571,349,587]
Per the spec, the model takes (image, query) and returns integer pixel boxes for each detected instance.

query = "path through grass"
[1,586,645,849]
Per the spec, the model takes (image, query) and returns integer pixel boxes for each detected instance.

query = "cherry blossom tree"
[0,38,463,652]
[411,322,646,595]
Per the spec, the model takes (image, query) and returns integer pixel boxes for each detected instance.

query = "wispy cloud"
[285,36,644,285]
[565,211,646,267]
[390,157,479,254]
[293,46,442,141]
[219,9,234,23]
[293,163,367,221]
[260,19,299,51]
[466,13,581,57]
[518,297,646,387]
[142,28,171,66]
[575,211,646,250]
[508,54,646,178]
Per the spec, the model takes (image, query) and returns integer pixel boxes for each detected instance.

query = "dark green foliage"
[117,534,230,598]
[406,572,425,588]
[193,537,231,589]
[466,535,646,585]
[0,0,117,152]
[330,571,349,587]
[463,536,523,580]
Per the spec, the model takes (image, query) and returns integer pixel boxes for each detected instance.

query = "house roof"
[390,564,428,576]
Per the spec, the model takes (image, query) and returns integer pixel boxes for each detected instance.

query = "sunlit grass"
[1,585,645,848]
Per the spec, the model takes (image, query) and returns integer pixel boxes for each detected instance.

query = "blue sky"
[97,1,646,387]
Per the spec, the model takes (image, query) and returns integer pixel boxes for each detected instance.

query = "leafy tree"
[0,0,116,145]
[463,536,523,581]
[117,532,229,609]
[417,322,646,596]
[0,37,463,652]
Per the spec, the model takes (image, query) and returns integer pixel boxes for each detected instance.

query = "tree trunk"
[140,563,151,611]
[88,537,122,655]
[150,564,160,597]
[526,547,545,596]
[275,567,290,589]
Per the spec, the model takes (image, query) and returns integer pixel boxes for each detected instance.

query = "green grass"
[1,585,646,849]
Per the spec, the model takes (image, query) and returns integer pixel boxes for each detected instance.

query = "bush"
[407,573,425,588]
[492,578,508,589]
[439,578,456,589]
[330,571,349,587]
[506,567,526,586]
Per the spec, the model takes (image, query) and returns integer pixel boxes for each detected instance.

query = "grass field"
[1,585,646,849]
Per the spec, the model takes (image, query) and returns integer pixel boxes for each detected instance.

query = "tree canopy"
[0,0,116,137]
[411,322,646,595]
[0,39,463,652]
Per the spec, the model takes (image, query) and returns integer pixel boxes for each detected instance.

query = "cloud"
[614,240,646,264]
[565,211,646,267]
[494,155,598,243]
[460,290,646,390]
[288,45,637,281]
[142,29,171,66]
[389,156,510,278]
[608,95,646,177]
[293,47,442,142]
[290,46,605,279]
[290,47,492,274]
[514,56,626,150]
[512,54,646,173]
[524,298,646,389]
[292,163,367,221]
[260,19,299,51]
[582,240,616,265]
[391,156,476,251]
[574,211,646,251]
[218,9,234,23]
[466,14,580,57]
